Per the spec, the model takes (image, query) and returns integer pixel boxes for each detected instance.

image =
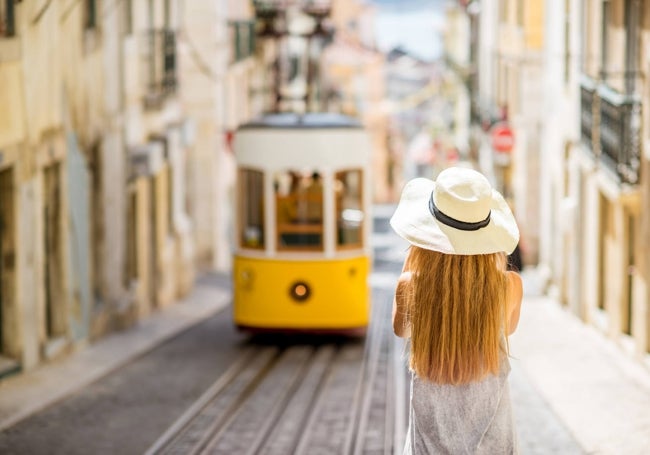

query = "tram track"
[146,289,406,455]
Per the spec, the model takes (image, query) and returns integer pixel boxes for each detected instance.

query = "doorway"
[0,168,19,376]
[43,163,67,346]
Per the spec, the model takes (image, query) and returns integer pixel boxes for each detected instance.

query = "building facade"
[464,0,650,364]
[324,0,393,201]
[568,0,649,359]
[0,0,260,379]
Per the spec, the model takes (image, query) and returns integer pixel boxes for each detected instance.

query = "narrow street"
[0,207,592,455]
[3,1,650,454]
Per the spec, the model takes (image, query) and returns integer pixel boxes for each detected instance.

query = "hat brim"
[389,178,520,255]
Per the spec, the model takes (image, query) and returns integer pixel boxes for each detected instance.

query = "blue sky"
[371,0,444,61]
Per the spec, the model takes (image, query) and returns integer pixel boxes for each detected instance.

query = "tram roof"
[238,113,363,130]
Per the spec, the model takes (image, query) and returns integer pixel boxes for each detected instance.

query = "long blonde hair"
[404,246,509,384]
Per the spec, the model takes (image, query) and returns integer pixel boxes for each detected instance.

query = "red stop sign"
[491,123,515,153]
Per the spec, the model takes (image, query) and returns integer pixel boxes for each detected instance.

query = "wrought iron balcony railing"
[598,85,641,184]
[579,75,641,185]
[143,29,177,110]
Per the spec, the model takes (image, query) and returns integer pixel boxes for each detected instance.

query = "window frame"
[238,168,266,251]
[335,168,365,251]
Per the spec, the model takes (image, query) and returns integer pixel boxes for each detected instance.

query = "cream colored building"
[181,0,260,272]
[464,0,544,264]
[468,0,650,362]
[0,0,112,375]
[563,0,649,360]
[442,4,472,161]
[324,0,392,202]
[0,0,260,379]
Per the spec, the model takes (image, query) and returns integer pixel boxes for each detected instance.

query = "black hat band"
[429,191,491,231]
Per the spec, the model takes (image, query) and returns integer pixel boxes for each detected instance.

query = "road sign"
[491,122,515,153]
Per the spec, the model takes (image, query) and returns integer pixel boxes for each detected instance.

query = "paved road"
[0,276,248,455]
[0,207,586,455]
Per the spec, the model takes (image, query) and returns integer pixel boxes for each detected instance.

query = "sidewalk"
[0,273,231,432]
[511,269,650,455]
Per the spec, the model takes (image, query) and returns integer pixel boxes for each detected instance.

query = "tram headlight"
[289,281,311,303]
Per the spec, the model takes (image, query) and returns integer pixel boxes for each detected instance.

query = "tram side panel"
[233,255,370,333]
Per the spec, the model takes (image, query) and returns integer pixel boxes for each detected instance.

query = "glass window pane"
[336,169,364,249]
[275,169,323,251]
[240,169,264,249]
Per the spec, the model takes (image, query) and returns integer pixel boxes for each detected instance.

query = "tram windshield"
[336,169,363,249]
[275,169,323,251]
[239,167,364,253]
[239,169,264,249]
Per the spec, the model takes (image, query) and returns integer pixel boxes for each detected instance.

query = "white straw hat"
[390,167,519,255]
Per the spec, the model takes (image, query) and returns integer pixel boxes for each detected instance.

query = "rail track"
[145,288,408,455]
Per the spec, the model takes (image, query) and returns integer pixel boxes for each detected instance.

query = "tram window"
[336,169,364,249]
[275,169,323,251]
[239,169,264,249]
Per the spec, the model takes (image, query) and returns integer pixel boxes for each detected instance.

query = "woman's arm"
[392,271,412,338]
[505,271,523,335]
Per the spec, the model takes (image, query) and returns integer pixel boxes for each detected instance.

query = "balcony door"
[0,168,17,370]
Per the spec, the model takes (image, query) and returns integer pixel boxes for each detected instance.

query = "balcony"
[143,29,177,110]
[579,76,641,185]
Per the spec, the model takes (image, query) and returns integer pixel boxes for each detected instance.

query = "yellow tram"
[232,113,372,335]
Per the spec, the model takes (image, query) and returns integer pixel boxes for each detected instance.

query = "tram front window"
[336,169,363,249]
[275,170,323,251]
[240,169,264,249]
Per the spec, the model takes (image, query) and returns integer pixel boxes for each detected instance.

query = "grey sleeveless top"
[403,357,517,455]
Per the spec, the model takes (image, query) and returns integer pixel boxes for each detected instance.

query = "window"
[624,0,640,94]
[229,20,256,63]
[601,0,611,79]
[85,0,97,30]
[240,169,265,249]
[564,0,571,84]
[336,169,363,249]
[0,0,15,37]
[499,0,508,23]
[123,0,133,36]
[275,169,323,251]
[517,0,525,26]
